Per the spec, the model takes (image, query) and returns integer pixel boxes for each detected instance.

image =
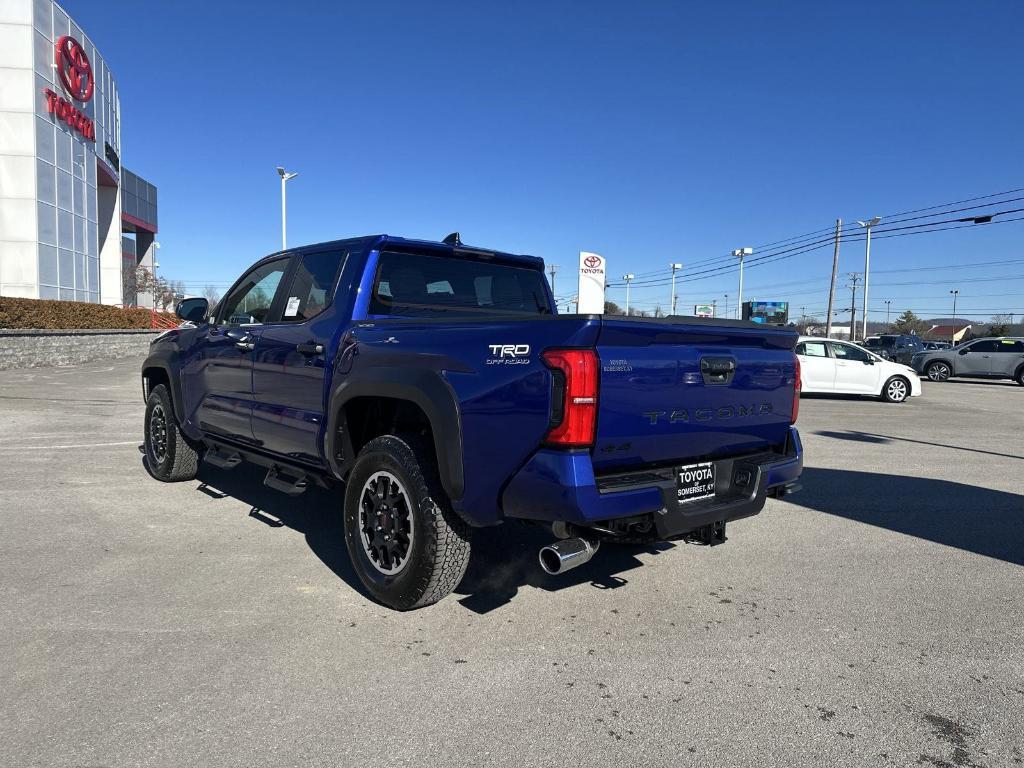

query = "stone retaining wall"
[0,329,161,370]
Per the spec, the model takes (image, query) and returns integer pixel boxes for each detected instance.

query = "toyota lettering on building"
[43,35,97,141]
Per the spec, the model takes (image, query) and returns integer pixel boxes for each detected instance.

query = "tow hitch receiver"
[686,520,727,546]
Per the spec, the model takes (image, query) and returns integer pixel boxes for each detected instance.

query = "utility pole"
[732,248,753,319]
[949,289,959,344]
[885,300,892,326]
[623,274,635,315]
[548,264,558,296]
[669,263,682,316]
[847,272,862,341]
[724,294,729,320]
[825,218,842,338]
[857,216,881,340]
[712,299,717,318]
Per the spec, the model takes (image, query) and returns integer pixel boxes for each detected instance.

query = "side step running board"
[264,466,309,496]
[204,447,242,470]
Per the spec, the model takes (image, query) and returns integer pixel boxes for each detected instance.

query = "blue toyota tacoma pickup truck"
[141,233,803,610]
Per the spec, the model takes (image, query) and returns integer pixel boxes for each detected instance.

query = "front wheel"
[881,376,910,403]
[926,361,952,382]
[143,384,200,481]
[343,434,471,610]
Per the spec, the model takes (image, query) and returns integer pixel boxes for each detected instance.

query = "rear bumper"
[501,427,803,537]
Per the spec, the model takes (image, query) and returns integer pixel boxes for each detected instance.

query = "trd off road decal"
[487,344,531,365]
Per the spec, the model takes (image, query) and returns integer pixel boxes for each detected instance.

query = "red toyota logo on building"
[55,36,94,103]
[584,255,602,269]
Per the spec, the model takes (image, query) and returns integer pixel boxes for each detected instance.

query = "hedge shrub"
[0,297,155,329]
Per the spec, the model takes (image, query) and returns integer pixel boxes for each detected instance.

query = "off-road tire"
[144,384,200,482]
[343,434,471,610]
[881,375,911,403]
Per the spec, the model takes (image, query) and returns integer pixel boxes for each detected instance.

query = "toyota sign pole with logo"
[577,252,606,314]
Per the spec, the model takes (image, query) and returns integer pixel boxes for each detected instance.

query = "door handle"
[223,328,255,351]
[296,342,324,356]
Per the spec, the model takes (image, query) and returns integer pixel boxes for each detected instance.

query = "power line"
[608,212,1024,292]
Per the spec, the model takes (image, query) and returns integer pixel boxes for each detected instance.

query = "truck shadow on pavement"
[785,467,1024,566]
[815,430,1024,461]
[190,463,671,614]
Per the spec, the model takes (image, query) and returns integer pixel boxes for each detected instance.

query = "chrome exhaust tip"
[539,537,600,575]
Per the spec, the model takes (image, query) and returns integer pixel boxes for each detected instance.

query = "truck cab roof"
[262,234,545,271]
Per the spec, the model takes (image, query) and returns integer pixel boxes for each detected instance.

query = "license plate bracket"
[675,461,716,504]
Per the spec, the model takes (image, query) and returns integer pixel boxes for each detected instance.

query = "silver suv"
[911,337,1024,385]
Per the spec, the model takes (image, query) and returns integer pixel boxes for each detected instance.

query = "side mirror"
[863,359,874,365]
[176,297,209,324]
[958,349,969,355]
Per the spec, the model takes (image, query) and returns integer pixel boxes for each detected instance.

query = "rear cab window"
[369,250,552,317]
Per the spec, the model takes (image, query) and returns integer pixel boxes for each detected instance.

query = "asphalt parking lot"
[1,358,1022,768]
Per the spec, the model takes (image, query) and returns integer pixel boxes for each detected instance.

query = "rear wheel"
[1015,366,1024,386]
[881,376,910,403]
[343,434,471,610]
[926,361,952,382]
[144,384,200,481]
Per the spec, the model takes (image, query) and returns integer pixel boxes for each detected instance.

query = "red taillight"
[791,353,801,424]
[543,349,599,447]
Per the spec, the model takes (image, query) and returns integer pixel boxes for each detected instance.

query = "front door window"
[218,259,289,326]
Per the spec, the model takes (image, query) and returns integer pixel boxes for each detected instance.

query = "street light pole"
[950,289,959,344]
[724,294,729,320]
[732,247,753,319]
[856,216,881,340]
[276,166,299,251]
[885,300,892,326]
[669,263,682,316]
[623,274,635,315]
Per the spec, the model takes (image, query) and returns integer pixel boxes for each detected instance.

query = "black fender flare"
[141,350,186,425]
[325,368,464,501]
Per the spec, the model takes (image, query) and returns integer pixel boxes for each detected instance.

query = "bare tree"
[202,285,221,305]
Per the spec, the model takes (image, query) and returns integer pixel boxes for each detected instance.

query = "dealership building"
[0,0,158,305]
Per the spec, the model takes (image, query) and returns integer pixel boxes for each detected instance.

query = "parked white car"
[795,336,922,403]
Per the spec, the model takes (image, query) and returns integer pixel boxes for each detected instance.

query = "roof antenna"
[442,232,462,246]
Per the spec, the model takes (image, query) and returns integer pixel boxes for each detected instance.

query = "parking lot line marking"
[0,441,138,451]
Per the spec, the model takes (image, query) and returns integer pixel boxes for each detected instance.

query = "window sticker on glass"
[285,296,301,317]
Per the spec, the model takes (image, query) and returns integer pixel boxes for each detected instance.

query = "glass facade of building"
[0,0,158,305]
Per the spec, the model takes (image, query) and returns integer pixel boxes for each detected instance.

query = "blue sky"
[66,0,1024,322]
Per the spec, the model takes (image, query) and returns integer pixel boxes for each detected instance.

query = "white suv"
[796,336,922,403]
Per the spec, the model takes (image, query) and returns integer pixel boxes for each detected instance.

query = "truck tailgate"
[592,317,798,473]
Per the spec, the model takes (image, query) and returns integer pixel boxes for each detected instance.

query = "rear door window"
[370,250,551,317]
[996,339,1024,353]
[796,341,829,358]
[279,250,347,322]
